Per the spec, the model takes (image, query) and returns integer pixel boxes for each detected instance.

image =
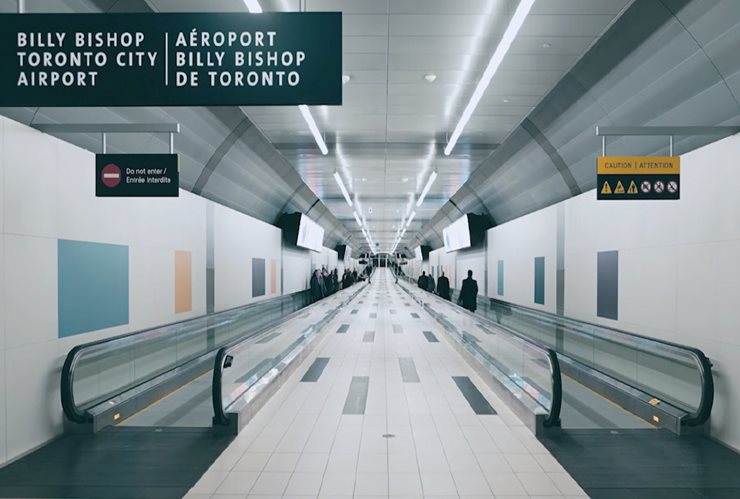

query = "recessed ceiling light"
[362,177,367,182]
[342,74,351,84]
[424,73,437,83]
[542,42,552,48]
[502,98,510,103]
[402,177,409,183]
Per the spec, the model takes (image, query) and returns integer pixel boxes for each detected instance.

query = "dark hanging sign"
[0,12,341,106]
[96,154,179,197]
[597,156,680,200]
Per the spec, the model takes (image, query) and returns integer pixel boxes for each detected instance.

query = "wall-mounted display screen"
[443,215,472,252]
[297,215,324,252]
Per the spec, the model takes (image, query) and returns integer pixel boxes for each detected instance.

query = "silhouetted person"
[310,269,322,302]
[437,271,450,300]
[418,271,428,290]
[458,269,478,313]
[426,275,435,293]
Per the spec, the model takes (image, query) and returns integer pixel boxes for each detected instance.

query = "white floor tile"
[388,472,423,495]
[248,471,291,495]
[516,471,561,495]
[420,471,457,496]
[319,472,355,495]
[215,471,260,495]
[354,472,389,495]
[452,471,493,495]
[357,452,388,472]
[283,472,324,495]
[295,452,330,473]
[264,452,300,472]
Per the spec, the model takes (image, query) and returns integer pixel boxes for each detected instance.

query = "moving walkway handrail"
[397,277,562,428]
[61,289,310,424]
[212,282,367,426]
[485,297,713,426]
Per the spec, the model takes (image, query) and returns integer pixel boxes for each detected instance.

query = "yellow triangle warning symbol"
[601,181,612,195]
[627,180,638,194]
[615,180,625,194]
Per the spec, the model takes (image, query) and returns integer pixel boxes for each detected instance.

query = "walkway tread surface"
[541,429,740,499]
[0,427,232,498]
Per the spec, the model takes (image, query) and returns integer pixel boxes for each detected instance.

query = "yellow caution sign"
[627,180,638,194]
[598,156,680,175]
[601,181,612,195]
[615,180,625,194]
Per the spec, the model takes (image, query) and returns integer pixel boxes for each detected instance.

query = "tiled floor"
[186,269,588,498]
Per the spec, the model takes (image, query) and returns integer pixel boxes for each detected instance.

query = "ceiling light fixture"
[444,0,535,156]
[334,171,353,207]
[298,104,328,155]
[542,42,551,48]
[406,211,416,227]
[416,170,438,207]
[244,0,263,13]
[342,74,351,84]
[424,73,437,83]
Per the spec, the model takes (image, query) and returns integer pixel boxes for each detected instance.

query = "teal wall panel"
[597,250,619,319]
[58,239,129,337]
[497,260,504,296]
[534,256,545,305]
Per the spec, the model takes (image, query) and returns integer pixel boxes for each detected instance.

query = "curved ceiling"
[418,0,740,249]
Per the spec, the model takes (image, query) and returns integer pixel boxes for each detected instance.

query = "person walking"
[310,269,322,303]
[417,271,428,290]
[458,269,478,313]
[437,271,450,300]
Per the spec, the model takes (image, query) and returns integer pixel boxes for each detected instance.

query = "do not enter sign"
[95,154,179,197]
[101,164,122,188]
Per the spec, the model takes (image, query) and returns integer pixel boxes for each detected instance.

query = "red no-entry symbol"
[101,164,121,188]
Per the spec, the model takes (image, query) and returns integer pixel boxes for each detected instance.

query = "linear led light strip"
[444,0,535,156]
[416,170,437,207]
[244,1,329,156]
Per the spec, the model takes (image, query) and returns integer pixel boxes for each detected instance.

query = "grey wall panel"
[534,256,545,305]
[252,258,266,298]
[597,250,619,320]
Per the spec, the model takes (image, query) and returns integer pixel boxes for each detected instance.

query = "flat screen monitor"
[443,215,472,252]
[297,215,324,252]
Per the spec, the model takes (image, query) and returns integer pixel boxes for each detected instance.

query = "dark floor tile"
[452,376,496,415]
[422,331,438,343]
[301,357,330,382]
[343,377,369,415]
[336,324,350,334]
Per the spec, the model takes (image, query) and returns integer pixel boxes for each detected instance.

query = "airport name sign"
[0,12,341,106]
[597,156,680,200]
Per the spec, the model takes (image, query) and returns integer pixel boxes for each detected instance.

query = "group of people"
[417,269,479,313]
[309,265,373,303]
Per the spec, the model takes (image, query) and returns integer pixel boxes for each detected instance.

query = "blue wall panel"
[534,256,545,305]
[497,260,504,296]
[58,239,129,337]
[597,250,619,320]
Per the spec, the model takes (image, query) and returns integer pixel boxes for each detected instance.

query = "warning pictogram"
[641,180,652,193]
[615,181,625,194]
[654,180,665,194]
[667,180,678,193]
[601,181,612,195]
[627,180,638,194]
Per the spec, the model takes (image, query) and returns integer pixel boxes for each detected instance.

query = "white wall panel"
[283,246,311,294]
[487,205,558,312]
[3,234,57,349]
[213,203,282,311]
[2,119,58,239]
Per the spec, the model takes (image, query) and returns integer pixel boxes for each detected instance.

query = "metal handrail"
[397,278,562,427]
[406,278,713,427]
[485,297,713,426]
[212,282,368,426]
[61,289,311,423]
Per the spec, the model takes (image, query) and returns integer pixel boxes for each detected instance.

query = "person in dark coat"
[310,269,322,302]
[458,269,478,312]
[437,271,451,300]
[426,275,435,293]
[417,271,428,289]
